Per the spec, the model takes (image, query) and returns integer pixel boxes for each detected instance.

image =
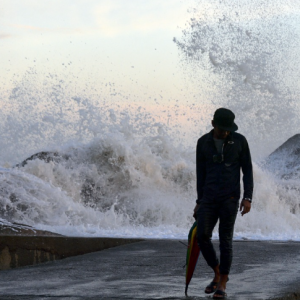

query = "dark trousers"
[196,197,239,275]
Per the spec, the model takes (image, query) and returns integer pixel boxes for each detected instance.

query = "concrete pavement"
[0,239,299,299]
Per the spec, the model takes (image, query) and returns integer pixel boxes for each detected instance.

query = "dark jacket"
[196,130,253,202]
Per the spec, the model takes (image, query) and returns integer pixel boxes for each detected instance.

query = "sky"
[2,0,297,106]
[1,0,300,161]
[0,0,194,103]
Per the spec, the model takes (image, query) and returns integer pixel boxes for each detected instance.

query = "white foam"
[1,0,300,241]
[0,123,299,241]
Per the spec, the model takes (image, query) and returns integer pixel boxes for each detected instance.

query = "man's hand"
[240,199,251,216]
[193,204,200,219]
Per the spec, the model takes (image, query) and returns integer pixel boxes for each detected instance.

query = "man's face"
[212,121,230,139]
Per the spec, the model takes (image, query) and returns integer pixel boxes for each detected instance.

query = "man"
[193,108,253,299]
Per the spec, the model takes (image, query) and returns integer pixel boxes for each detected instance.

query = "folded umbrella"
[185,221,201,296]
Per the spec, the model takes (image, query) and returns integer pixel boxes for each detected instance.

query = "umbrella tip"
[185,285,188,296]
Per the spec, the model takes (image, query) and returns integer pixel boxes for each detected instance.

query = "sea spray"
[0,113,300,239]
[0,69,211,167]
[0,113,197,237]
[1,1,300,240]
[174,0,300,158]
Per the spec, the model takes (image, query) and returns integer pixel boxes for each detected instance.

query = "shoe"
[213,289,227,299]
[205,281,218,294]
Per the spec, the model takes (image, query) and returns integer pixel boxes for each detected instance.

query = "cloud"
[0,0,191,38]
[0,33,12,39]
[0,1,93,37]
[11,23,82,35]
[93,0,189,36]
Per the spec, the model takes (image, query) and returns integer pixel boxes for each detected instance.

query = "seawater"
[1,0,300,240]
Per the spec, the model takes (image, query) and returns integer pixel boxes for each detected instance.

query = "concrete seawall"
[0,240,300,299]
[1,223,299,299]
[0,235,143,270]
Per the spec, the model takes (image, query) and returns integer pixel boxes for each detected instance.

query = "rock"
[0,221,62,236]
[268,134,300,159]
[15,151,70,168]
[263,134,300,214]
[263,134,300,179]
[14,151,100,205]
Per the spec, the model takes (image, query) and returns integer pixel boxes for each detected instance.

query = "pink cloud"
[11,23,82,35]
[0,33,12,39]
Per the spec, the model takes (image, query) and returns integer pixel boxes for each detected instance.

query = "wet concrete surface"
[0,239,299,300]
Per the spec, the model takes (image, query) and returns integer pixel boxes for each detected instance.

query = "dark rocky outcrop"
[0,222,62,236]
[262,134,300,214]
[263,134,300,179]
[269,134,300,157]
[14,151,100,205]
[15,151,70,168]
